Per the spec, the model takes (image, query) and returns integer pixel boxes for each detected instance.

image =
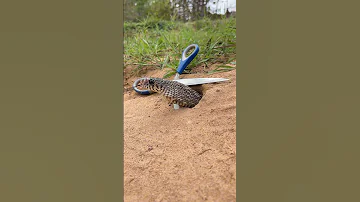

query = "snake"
[137,77,202,108]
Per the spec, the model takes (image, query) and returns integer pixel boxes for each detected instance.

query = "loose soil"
[124,64,236,202]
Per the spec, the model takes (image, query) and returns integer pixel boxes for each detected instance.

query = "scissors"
[132,44,229,108]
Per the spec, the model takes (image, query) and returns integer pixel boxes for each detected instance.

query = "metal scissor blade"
[173,78,229,86]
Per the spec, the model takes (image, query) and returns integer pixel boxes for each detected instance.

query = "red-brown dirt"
[124,64,236,202]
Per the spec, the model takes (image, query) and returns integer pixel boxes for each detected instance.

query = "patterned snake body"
[138,77,202,108]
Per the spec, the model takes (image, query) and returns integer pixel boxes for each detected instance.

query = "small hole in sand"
[188,85,207,108]
[189,84,205,97]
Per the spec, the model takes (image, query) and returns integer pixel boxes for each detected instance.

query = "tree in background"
[148,0,173,21]
[124,0,223,22]
[190,0,208,20]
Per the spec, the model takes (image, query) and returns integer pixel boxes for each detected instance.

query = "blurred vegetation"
[124,0,236,78]
[124,0,226,22]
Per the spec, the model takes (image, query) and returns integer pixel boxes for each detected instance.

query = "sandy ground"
[123,64,236,202]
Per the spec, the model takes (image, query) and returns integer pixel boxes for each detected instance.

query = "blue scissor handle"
[176,44,199,74]
[133,44,199,95]
[132,78,153,95]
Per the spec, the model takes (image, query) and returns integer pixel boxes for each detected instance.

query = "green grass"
[124,16,236,78]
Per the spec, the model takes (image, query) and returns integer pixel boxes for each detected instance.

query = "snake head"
[137,77,150,87]
[137,77,161,92]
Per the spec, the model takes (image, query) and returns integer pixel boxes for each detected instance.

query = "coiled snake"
[137,77,202,108]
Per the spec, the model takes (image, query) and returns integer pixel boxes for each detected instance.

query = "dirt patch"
[124,64,236,202]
